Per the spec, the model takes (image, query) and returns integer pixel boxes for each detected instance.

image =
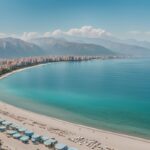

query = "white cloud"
[44,26,112,38]
[44,29,63,37]
[52,29,64,37]
[0,33,7,38]
[66,26,111,38]
[43,32,51,37]
[21,32,40,40]
[0,26,112,40]
[0,32,40,40]
[145,31,150,35]
[129,30,150,36]
[128,30,141,35]
[0,33,20,39]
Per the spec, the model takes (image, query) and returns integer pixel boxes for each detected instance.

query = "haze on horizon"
[0,0,150,42]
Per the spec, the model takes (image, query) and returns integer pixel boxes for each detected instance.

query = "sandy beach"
[0,102,150,150]
[0,65,150,150]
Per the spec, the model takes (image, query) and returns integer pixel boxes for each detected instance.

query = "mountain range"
[30,37,115,56]
[0,38,44,58]
[0,37,150,58]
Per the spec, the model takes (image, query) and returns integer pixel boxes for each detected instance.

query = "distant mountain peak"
[0,37,44,58]
[1,36,150,59]
[30,37,115,56]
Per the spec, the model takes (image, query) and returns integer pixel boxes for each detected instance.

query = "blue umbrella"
[2,121,12,126]
[32,134,41,139]
[55,143,68,150]
[10,123,20,129]
[20,136,30,143]
[31,134,41,143]
[13,133,22,139]
[44,140,52,146]
[0,126,6,132]
[41,136,49,142]
[68,147,78,150]
[0,119,5,123]
[18,127,27,132]
[25,130,34,137]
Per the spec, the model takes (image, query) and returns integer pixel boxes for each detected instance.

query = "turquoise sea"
[0,59,150,139]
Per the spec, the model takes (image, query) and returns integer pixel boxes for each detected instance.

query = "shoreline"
[0,61,150,149]
[0,56,133,81]
[0,63,48,80]
[1,101,150,143]
[0,101,150,150]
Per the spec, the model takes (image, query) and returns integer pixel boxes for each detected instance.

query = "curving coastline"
[0,55,128,79]
[0,57,150,150]
[0,56,99,76]
[0,63,47,80]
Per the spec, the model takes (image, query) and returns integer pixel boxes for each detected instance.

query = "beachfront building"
[0,56,99,76]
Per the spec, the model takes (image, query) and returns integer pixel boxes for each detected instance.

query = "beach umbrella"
[41,136,49,142]
[0,119,5,124]
[48,138,57,145]
[32,134,41,139]
[55,143,68,150]
[31,134,41,143]
[20,135,30,143]
[16,126,22,130]
[7,130,17,135]
[44,140,52,146]
[2,121,12,126]
[18,127,27,132]
[31,138,36,143]
[68,147,78,150]
[13,133,22,139]
[25,130,34,137]
[10,123,20,129]
[0,126,6,132]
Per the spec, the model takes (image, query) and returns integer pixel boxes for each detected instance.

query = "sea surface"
[0,59,150,139]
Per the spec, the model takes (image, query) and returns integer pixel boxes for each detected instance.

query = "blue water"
[0,59,150,139]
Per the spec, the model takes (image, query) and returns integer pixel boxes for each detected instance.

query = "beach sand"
[0,65,150,150]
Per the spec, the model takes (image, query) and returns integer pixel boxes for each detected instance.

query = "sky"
[0,0,150,41]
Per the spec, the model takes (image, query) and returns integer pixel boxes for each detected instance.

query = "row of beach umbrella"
[0,118,78,150]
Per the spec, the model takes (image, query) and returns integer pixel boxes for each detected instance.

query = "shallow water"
[0,58,150,139]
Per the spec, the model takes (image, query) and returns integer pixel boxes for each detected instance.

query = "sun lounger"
[0,126,6,132]
[55,143,68,150]
[20,135,30,143]
[13,133,22,139]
